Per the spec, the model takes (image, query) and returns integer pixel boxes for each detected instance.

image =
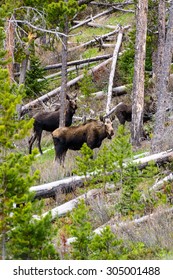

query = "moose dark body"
[29,96,77,154]
[52,119,114,165]
[115,103,154,125]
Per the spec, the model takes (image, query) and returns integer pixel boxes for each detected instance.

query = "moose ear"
[66,93,77,101]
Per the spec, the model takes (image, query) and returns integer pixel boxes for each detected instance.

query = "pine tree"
[69,199,93,260]
[25,55,49,97]
[0,27,58,260]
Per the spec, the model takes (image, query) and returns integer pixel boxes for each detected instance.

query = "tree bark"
[151,1,173,153]
[131,0,148,146]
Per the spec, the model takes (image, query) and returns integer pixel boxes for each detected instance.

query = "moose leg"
[28,133,37,154]
[60,151,67,168]
[36,129,43,154]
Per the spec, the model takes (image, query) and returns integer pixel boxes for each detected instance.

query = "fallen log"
[21,57,113,114]
[38,189,100,220]
[90,1,134,8]
[30,148,173,199]
[132,149,173,169]
[30,175,89,199]
[149,173,173,191]
[67,206,173,244]
[70,8,115,31]
[80,85,129,100]
[43,54,112,71]
[83,21,117,30]
[68,25,130,52]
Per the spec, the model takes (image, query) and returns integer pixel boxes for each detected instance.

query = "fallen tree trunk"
[149,173,173,191]
[43,54,112,71]
[132,149,173,169]
[70,8,115,31]
[21,57,113,114]
[90,1,134,8]
[67,206,173,244]
[30,148,173,199]
[30,175,88,199]
[81,21,117,30]
[40,189,100,220]
[68,25,130,52]
[80,85,129,100]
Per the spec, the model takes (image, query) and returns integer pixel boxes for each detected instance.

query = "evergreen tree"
[0,27,58,260]
[25,55,49,97]
[69,199,93,260]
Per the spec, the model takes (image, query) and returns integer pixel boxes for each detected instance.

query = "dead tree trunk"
[151,1,173,153]
[131,0,148,146]
[5,19,15,83]
[68,26,131,52]
[70,8,114,31]
[59,18,68,127]
[106,27,123,114]
[19,46,30,85]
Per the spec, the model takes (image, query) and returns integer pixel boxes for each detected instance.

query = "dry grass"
[114,206,173,258]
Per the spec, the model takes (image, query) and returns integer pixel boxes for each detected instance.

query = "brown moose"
[52,118,114,166]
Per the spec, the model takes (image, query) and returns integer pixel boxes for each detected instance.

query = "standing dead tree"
[131,0,148,146]
[151,1,173,153]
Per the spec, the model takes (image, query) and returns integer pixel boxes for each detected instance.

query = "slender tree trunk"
[19,44,30,85]
[151,1,173,153]
[131,0,148,146]
[5,19,15,83]
[106,27,123,114]
[59,19,68,127]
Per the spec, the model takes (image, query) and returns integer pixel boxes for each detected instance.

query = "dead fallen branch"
[67,206,173,244]
[90,1,134,8]
[149,173,173,191]
[83,21,117,30]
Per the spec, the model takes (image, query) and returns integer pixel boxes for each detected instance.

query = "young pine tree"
[69,199,93,260]
[25,55,49,97]
[0,27,58,260]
